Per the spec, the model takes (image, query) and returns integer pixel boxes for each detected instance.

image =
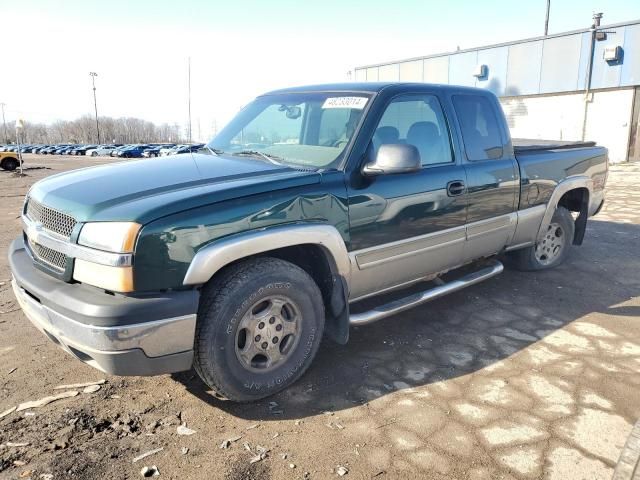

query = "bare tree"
[2,116,186,145]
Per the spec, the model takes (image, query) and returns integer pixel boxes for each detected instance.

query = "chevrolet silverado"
[9,83,608,401]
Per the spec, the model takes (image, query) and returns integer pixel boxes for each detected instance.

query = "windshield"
[207,92,371,169]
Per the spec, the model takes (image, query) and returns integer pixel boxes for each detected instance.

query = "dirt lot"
[1,154,639,480]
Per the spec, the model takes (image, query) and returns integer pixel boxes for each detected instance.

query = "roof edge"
[355,18,640,71]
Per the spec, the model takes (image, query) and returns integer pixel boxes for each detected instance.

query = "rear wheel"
[508,206,574,271]
[1,157,19,171]
[194,257,325,402]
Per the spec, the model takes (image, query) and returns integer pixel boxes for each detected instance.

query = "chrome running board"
[349,259,504,326]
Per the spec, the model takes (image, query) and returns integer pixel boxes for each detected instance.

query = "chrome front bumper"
[12,278,196,375]
[9,237,198,376]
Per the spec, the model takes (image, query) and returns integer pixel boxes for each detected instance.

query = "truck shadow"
[0,166,51,174]
[172,218,640,420]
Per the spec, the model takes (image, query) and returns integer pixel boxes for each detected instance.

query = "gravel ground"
[1,154,639,480]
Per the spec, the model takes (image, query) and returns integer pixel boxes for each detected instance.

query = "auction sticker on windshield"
[322,97,368,109]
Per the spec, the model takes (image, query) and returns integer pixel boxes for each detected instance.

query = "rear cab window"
[452,95,503,161]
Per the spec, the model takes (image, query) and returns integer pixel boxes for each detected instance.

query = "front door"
[347,92,468,301]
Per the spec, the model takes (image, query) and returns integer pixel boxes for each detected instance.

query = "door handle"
[447,180,466,196]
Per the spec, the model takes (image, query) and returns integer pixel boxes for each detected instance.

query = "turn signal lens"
[73,259,134,292]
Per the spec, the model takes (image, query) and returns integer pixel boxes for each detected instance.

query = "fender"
[182,223,351,287]
[536,176,593,242]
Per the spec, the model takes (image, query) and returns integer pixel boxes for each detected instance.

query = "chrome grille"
[30,241,66,271]
[26,198,77,239]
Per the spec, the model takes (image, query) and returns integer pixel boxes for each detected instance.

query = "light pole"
[15,119,24,175]
[187,57,192,144]
[0,103,7,143]
[89,72,101,144]
[544,0,551,35]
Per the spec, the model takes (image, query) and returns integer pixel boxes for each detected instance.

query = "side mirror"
[362,144,421,176]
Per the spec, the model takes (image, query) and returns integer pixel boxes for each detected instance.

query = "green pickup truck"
[9,83,608,401]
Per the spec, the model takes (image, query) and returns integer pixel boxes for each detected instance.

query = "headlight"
[78,222,141,253]
[74,222,140,292]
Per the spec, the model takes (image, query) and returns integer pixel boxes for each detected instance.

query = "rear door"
[346,91,468,300]
[450,93,519,262]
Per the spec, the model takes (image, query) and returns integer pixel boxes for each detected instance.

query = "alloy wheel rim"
[535,222,565,265]
[234,295,301,372]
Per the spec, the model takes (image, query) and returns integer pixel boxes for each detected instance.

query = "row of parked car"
[0,143,206,158]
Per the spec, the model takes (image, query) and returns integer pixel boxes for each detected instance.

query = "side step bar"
[349,259,504,326]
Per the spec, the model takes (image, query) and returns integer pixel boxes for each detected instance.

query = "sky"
[1,0,639,141]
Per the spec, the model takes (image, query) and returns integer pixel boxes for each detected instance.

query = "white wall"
[500,88,633,163]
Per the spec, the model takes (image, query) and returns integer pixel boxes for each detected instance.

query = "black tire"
[1,157,19,171]
[508,206,575,271]
[194,257,325,402]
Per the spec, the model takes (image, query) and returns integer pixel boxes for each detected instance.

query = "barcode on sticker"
[322,97,368,109]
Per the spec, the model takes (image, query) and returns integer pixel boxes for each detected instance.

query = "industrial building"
[354,17,640,163]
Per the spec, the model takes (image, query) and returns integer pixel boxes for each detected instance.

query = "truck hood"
[28,153,321,224]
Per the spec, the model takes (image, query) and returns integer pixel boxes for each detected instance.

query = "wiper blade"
[205,146,224,156]
[233,150,285,166]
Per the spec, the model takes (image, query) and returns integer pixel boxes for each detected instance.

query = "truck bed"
[513,138,597,152]
[513,138,608,218]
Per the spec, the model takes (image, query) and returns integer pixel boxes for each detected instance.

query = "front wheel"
[1,158,19,171]
[194,257,325,402]
[508,206,575,271]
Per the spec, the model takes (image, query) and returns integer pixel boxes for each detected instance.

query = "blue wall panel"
[423,56,449,84]
[476,46,508,96]
[354,68,366,82]
[505,41,543,96]
[378,63,400,81]
[622,23,640,86]
[576,31,592,92]
[399,60,424,82]
[539,34,583,93]
[591,26,626,89]
[365,67,379,82]
[448,51,478,87]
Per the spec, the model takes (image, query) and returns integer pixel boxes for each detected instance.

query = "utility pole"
[89,72,101,144]
[15,119,24,175]
[581,12,604,141]
[0,103,7,143]
[544,0,551,35]
[187,57,192,144]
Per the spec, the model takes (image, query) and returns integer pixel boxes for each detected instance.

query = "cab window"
[452,95,503,161]
[373,94,453,166]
